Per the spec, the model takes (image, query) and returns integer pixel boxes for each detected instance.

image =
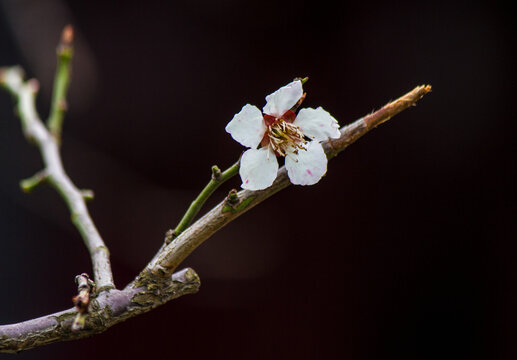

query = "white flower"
[225,80,341,190]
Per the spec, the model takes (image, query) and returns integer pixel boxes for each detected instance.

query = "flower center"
[267,119,306,157]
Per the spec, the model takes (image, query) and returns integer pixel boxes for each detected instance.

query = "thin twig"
[0,66,115,290]
[170,161,240,241]
[47,25,73,143]
[143,85,432,278]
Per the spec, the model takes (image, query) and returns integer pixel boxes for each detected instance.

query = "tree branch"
[0,66,115,290]
[0,268,200,353]
[142,85,432,279]
[170,161,240,241]
[0,73,430,352]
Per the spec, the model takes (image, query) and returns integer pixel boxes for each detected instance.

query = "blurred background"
[0,0,514,359]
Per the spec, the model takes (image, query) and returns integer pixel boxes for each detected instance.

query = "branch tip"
[49,26,74,141]
[61,25,74,46]
[361,84,433,130]
[20,170,49,193]
[58,26,74,60]
[211,165,222,180]
[295,76,309,84]
[80,189,95,201]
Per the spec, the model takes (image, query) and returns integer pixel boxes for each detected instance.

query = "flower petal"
[285,141,327,186]
[226,104,267,149]
[293,107,341,141]
[240,147,279,190]
[263,80,303,118]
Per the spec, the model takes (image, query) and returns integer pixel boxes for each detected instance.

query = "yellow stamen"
[267,119,306,157]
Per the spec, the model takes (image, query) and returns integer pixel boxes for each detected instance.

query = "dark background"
[0,0,514,359]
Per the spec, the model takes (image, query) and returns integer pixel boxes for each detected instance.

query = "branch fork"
[0,25,431,353]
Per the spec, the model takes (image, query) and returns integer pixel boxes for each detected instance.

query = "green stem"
[172,161,240,239]
[47,26,73,142]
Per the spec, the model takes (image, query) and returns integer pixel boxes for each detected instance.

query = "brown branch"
[0,83,430,353]
[325,85,432,157]
[142,85,432,279]
[0,268,200,353]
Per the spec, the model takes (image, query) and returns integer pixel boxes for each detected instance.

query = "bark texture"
[0,268,200,353]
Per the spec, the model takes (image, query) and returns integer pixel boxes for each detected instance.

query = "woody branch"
[0,78,430,352]
[0,69,115,288]
[142,84,432,279]
[0,24,431,355]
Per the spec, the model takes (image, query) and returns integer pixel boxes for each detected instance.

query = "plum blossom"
[225,80,341,190]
